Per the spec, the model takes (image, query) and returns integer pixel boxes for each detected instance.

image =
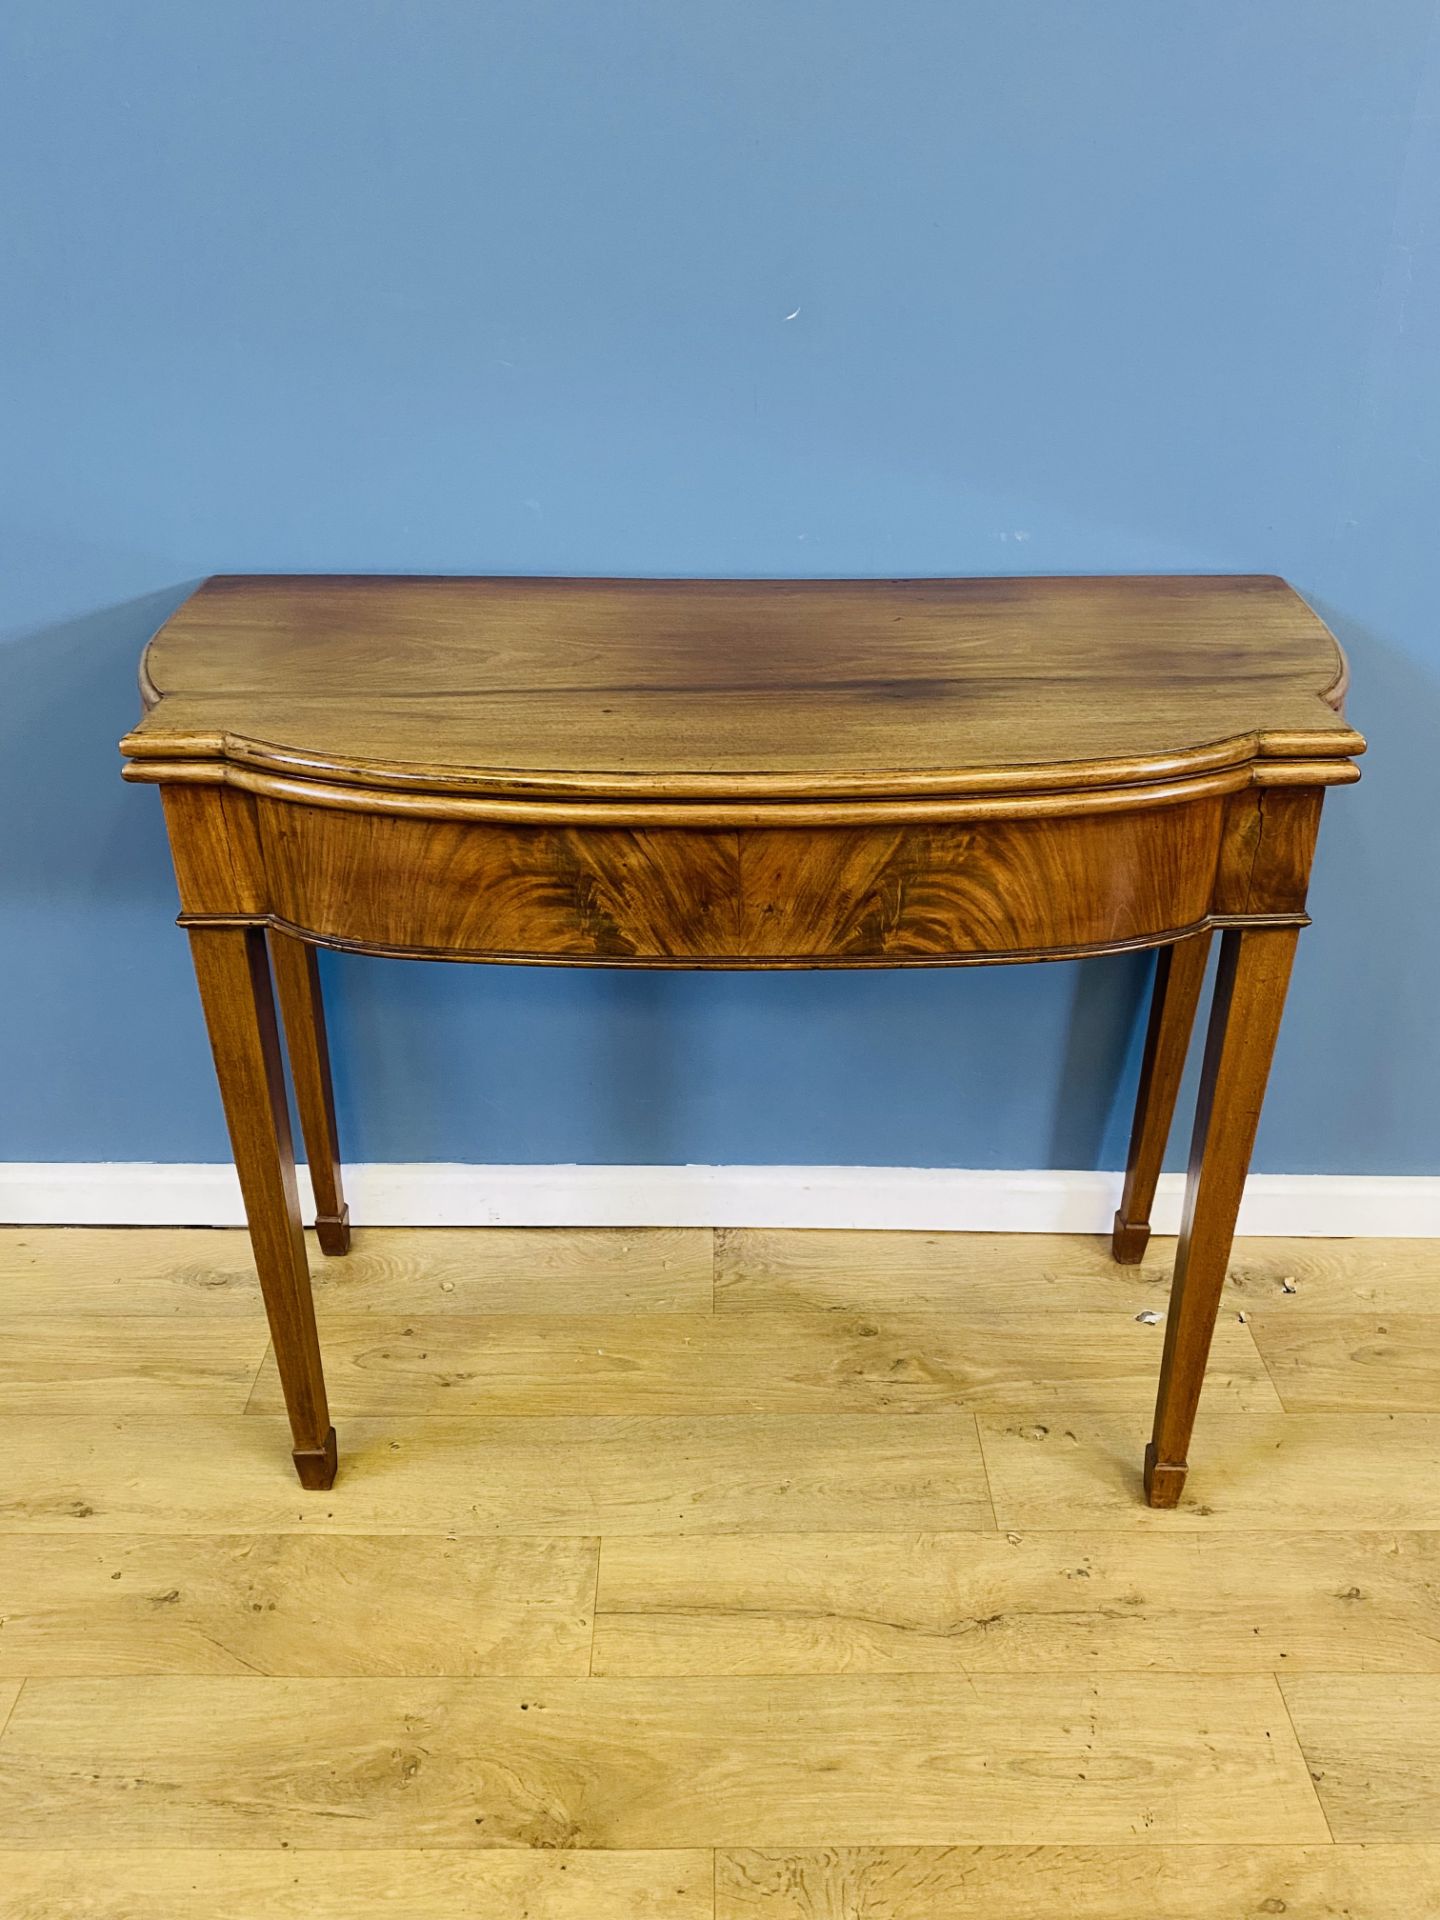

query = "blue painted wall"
[3,1,1437,1174]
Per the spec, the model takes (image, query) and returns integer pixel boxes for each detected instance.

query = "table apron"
[160,784,1324,967]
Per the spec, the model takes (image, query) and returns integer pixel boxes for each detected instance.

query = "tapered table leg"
[1145,926,1298,1508]
[188,926,337,1489]
[1112,932,1212,1263]
[270,930,350,1255]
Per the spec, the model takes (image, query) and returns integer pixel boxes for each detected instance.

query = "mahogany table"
[121,574,1364,1505]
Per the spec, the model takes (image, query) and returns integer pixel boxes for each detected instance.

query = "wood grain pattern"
[245,1308,1279,1418]
[3,1225,1414,1316]
[0,1535,597,1677]
[1249,1312,1440,1411]
[2,1229,1437,1912]
[1216,1240,1440,1314]
[713,1228,1410,1314]
[0,1226,711,1316]
[716,1844,1440,1919]
[1213,786,1324,917]
[0,1673,1328,1847]
[120,574,1361,801]
[978,1409,1440,1531]
[253,796,1230,964]
[159,782,268,917]
[739,814,1221,959]
[1,1850,712,1920]
[593,1530,1440,1676]
[0,1317,269,1410]
[0,1409,994,1535]
[1280,1676,1440,1841]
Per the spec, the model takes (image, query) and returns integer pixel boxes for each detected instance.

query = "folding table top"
[121,573,1362,803]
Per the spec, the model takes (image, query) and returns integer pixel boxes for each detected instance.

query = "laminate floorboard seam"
[1274,1671,1336,1843]
[1248,1317,1292,1411]
[0,1680,25,1744]
[972,1410,1002,1532]
[712,1841,1440,1852]
[588,1538,604,1678]
[246,1338,276,1415]
[18,1527,1440,1540]
[23,1842,1440,1851]
[974,1413,1009,1528]
[266,1415,1139,1423]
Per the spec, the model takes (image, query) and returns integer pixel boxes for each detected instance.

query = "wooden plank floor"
[1,1226,1438,1918]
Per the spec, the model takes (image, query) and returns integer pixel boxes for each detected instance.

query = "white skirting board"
[1,1164,1436,1236]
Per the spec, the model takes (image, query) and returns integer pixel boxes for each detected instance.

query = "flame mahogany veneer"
[122,574,1364,1504]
